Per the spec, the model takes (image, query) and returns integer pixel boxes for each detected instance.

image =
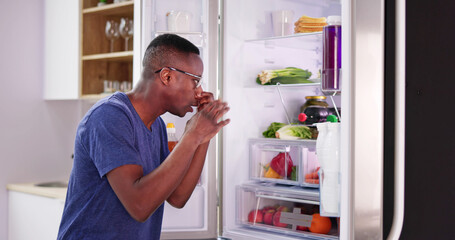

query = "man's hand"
[185,96,230,145]
[196,91,214,112]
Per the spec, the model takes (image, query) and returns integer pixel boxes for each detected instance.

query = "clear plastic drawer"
[249,138,320,187]
[236,183,339,239]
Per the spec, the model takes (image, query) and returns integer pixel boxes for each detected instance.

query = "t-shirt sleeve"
[158,117,170,164]
[85,103,142,178]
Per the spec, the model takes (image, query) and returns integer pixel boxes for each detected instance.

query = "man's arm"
[166,91,215,208]
[166,141,209,208]
[106,100,229,222]
[106,134,199,222]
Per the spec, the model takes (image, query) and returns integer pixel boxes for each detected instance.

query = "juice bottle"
[322,16,342,95]
[166,123,178,152]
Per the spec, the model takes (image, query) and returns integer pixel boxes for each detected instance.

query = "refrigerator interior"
[221,0,342,239]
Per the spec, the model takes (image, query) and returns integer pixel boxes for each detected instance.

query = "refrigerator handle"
[387,0,405,239]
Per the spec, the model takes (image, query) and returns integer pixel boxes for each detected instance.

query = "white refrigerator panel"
[139,0,219,239]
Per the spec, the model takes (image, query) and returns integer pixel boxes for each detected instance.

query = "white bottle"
[325,122,340,171]
[315,122,328,169]
[319,122,341,216]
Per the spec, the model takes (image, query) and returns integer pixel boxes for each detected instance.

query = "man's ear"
[159,68,172,86]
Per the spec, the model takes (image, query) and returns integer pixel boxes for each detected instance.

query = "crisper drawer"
[249,138,320,187]
[236,184,339,240]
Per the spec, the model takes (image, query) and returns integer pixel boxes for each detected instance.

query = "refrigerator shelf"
[245,32,322,50]
[250,138,316,143]
[154,31,205,47]
[245,32,322,43]
[241,224,339,240]
[254,80,321,88]
[236,183,339,240]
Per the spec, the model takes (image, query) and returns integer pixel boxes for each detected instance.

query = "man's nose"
[194,85,203,96]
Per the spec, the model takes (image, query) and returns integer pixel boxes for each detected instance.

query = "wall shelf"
[80,0,135,97]
[82,51,133,61]
[82,1,133,15]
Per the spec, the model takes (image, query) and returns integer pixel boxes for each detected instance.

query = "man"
[58,34,230,239]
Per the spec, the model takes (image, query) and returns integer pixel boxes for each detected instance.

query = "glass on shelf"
[104,80,132,93]
[105,20,120,52]
[119,17,134,51]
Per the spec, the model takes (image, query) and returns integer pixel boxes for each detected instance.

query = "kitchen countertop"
[7,182,67,200]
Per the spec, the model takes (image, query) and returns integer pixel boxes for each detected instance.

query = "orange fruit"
[309,213,332,234]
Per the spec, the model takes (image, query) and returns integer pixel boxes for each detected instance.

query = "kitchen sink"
[35,181,68,188]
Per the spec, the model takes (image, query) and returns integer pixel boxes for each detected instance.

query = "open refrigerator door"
[139,0,220,239]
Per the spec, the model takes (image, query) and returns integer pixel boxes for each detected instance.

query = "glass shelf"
[245,32,322,50]
[247,79,321,89]
[155,31,204,47]
[260,81,321,88]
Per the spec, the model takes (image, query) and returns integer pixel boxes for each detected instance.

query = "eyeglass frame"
[154,67,203,88]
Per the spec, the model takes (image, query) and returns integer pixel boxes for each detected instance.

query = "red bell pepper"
[270,153,294,177]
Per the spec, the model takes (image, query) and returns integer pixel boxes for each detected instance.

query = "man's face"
[166,53,204,117]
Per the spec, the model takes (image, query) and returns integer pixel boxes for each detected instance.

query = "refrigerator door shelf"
[236,184,339,240]
[154,31,205,47]
[249,138,320,188]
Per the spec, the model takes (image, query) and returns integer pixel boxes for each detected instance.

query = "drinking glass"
[119,18,134,51]
[105,20,120,52]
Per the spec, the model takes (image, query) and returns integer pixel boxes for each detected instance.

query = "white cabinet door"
[43,0,79,100]
[8,191,65,240]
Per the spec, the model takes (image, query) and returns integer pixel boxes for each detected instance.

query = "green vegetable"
[275,125,312,140]
[290,166,297,181]
[257,67,313,85]
[262,122,287,138]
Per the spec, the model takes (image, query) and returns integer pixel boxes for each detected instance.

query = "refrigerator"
[133,0,455,239]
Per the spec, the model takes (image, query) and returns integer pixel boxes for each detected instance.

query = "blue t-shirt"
[58,92,170,240]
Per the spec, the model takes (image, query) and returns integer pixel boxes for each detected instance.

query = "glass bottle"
[300,96,329,113]
[322,16,342,95]
[298,96,330,124]
[166,123,178,152]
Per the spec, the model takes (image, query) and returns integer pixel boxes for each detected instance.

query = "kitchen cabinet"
[44,0,139,100]
[43,0,80,99]
[80,0,135,99]
[8,191,65,240]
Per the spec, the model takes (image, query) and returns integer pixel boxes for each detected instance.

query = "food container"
[236,183,339,239]
[300,96,329,113]
[249,138,320,188]
[299,107,341,125]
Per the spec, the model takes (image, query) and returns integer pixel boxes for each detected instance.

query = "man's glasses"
[155,67,202,88]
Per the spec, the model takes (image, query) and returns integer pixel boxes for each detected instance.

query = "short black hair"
[142,34,200,79]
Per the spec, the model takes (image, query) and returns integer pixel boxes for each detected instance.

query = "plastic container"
[249,138,320,188]
[166,123,178,152]
[321,16,342,95]
[316,122,341,217]
[236,183,339,239]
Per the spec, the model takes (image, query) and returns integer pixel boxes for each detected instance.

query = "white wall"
[0,1,82,239]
